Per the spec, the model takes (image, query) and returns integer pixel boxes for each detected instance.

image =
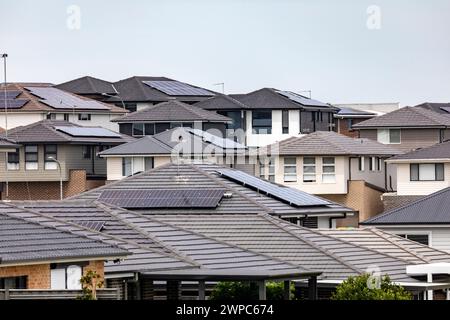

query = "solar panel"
[186,128,246,150]
[54,126,122,138]
[25,87,110,110]
[217,169,330,207]
[0,99,29,109]
[143,80,214,96]
[98,189,225,208]
[0,90,21,99]
[73,220,105,232]
[276,90,329,107]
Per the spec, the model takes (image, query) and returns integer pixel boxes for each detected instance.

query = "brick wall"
[0,260,105,290]
[321,180,384,227]
[0,264,51,289]
[2,169,105,200]
[337,118,370,138]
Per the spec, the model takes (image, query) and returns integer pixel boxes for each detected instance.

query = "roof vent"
[223,191,233,198]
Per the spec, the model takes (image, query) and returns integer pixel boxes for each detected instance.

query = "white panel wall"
[273,156,349,194]
[56,113,123,132]
[379,227,450,253]
[245,110,305,147]
[0,113,44,130]
[396,163,450,195]
[106,156,172,181]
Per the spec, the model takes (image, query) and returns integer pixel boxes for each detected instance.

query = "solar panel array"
[143,80,214,96]
[98,189,226,208]
[0,90,30,109]
[186,128,247,150]
[217,169,330,207]
[54,126,122,138]
[25,87,110,110]
[276,90,329,107]
[73,220,105,232]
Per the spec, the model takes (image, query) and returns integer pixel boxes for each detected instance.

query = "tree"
[331,273,412,300]
[77,270,104,300]
[209,281,295,300]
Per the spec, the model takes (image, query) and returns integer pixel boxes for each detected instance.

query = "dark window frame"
[410,163,444,181]
[78,113,91,121]
[24,145,38,170]
[252,110,272,134]
[82,145,91,159]
[282,110,289,134]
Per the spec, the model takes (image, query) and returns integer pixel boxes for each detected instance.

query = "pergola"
[135,268,322,300]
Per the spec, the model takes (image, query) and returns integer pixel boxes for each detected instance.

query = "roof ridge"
[413,106,450,125]
[263,213,419,266]
[188,164,275,214]
[366,227,429,263]
[1,202,128,255]
[95,202,201,267]
[363,187,450,224]
[109,202,309,271]
[258,213,362,274]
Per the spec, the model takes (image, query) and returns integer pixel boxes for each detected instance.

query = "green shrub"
[209,281,295,300]
[331,273,412,300]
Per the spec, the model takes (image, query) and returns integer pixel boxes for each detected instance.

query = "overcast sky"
[1,0,449,106]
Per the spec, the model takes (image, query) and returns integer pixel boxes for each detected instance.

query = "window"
[268,158,275,182]
[144,157,154,171]
[46,113,56,120]
[410,163,444,181]
[218,111,242,131]
[132,123,144,136]
[78,113,91,121]
[347,119,353,129]
[82,146,91,159]
[50,265,82,290]
[252,110,272,134]
[122,157,132,176]
[397,234,429,246]
[0,276,27,289]
[258,157,275,181]
[7,149,19,170]
[124,103,137,112]
[25,145,38,170]
[44,145,58,170]
[358,156,365,171]
[283,157,297,182]
[282,110,289,134]
[377,158,382,171]
[258,159,266,178]
[303,157,316,182]
[63,113,69,121]
[322,157,336,183]
[377,129,401,144]
[369,157,377,172]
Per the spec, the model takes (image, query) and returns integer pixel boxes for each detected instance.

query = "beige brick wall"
[322,180,384,227]
[2,169,105,200]
[0,260,105,289]
[0,264,51,289]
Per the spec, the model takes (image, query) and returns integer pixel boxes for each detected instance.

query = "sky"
[0,0,449,106]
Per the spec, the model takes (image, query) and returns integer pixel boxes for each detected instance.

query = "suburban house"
[195,88,338,147]
[0,201,127,292]
[0,120,133,200]
[258,131,401,226]
[0,83,127,131]
[362,187,450,254]
[381,140,450,210]
[111,100,231,138]
[56,76,217,112]
[353,105,450,152]
[48,163,450,300]
[98,127,249,181]
[333,107,378,138]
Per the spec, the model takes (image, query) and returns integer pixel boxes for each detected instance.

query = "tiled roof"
[194,94,251,110]
[0,202,128,265]
[415,102,450,114]
[352,106,450,128]
[388,140,450,161]
[362,187,450,225]
[55,76,117,95]
[112,100,231,123]
[1,120,134,144]
[263,131,401,156]
[70,163,352,217]
[0,83,126,114]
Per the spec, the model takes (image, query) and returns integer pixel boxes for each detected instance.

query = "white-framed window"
[144,157,154,171]
[397,233,430,246]
[369,157,377,172]
[78,113,91,121]
[268,158,275,182]
[377,129,401,144]
[322,157,336,183]
[410,163,444,181]
[303,157,316,182]
[377,157,382,171]
[283,157,297,182]
[358,156,365,171]
[50,265,83,290]
[258,157,275,181]
[122,157,132,177]
[44,145,58,170]
[25,145,38,170]
[7,150,20,170]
